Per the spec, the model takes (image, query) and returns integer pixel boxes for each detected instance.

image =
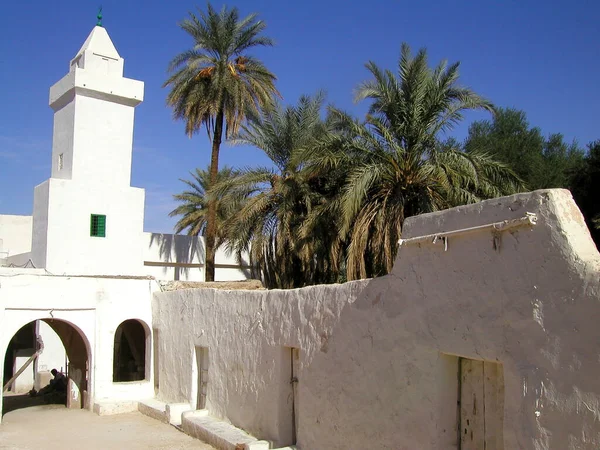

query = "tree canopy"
[166,12,599,287]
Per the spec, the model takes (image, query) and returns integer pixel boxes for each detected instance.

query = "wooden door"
[460,359,504,450]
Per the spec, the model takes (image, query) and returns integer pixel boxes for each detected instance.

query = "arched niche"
[113,319,150,382]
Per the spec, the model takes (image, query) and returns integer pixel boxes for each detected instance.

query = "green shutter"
[97,215,106,237]
[90,214,106,237]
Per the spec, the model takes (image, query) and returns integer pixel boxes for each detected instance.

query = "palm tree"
[170,167,242,250]
[315,44,523,280]
[164,3,279,281]
[213,93,343,288]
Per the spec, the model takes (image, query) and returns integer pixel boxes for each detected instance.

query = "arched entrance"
[2,318,91,417]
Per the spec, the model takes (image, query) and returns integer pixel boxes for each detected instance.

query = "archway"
[2,318,91,417]
[113,319,149,382]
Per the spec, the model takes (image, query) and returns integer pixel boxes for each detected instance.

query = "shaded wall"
[143,232,252,282]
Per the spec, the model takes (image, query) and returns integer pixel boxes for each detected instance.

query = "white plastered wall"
[153,281,368,448]
[0,215,33,263]
[0,271,157,423]
[32,178,145,276]
[62,92,138,187]
[143,232,252,281]
[30,25,145,277]
[36,320,67,375]
[152,189,600,450]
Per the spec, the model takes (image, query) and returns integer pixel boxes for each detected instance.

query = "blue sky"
[1,0,599,232]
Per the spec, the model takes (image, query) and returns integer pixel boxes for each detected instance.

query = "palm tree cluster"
[166,5,523,288]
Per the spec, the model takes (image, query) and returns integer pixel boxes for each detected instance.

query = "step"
[166,402,193,426]
[181,410,270,450]
[137,398,168,423]
[93,400,138,416]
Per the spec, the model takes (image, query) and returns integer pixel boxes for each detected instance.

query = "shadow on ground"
[2,394,62,416]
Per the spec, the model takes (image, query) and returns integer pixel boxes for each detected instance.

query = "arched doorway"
[113,319,149,382]
[2,318,91,416]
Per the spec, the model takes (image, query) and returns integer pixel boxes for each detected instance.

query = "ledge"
[166,402,192,426]
[137,398,168,423]
[93,400,138,416]
[181,410,269,450]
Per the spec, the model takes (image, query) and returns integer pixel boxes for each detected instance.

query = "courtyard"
[0,394,214,449]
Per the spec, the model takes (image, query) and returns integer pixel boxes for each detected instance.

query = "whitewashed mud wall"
[153,280,369,448]
[153,189,600,450]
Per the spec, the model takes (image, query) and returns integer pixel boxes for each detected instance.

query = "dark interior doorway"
[113,319,147,382]
[3,323,35,392]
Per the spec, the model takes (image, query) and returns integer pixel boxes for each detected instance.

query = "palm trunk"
[205,108,224,282]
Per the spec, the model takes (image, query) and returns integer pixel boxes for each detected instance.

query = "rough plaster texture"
[153,189,600,450]
[0,273,158,423]
[153,281,369,448]
[160,280,264,291]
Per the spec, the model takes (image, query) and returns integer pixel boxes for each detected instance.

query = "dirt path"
[1,396,214,449]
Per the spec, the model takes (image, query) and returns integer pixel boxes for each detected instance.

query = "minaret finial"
[96,6,103,27]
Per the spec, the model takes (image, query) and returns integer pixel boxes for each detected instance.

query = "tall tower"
[31,25,145,275]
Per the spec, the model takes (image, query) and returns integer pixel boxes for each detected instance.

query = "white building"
[0,25,249,282]
[0,25,248,407]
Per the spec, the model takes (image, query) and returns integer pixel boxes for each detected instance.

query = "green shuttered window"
[90,214,106,237]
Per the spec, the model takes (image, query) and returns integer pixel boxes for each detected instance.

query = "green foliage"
[164,18,597,286]
[464,107,599,247]
[326,44,523,279]
[213,93,344,288]
[569,141,600,248]
[164,3,279,138]
[170,166,242,247]
[465,108,584,190]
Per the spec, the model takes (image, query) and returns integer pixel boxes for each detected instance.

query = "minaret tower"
[31,21,145,275]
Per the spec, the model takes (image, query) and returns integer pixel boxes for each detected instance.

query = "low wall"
[153,280,368,448]
[153,189,600,449]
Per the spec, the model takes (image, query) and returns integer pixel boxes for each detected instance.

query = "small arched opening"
[113,319,149,382]
[2,318,91,417]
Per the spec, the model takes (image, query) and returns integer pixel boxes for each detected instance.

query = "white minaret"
[31,25,145,275]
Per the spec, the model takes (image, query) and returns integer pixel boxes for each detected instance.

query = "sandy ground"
[1,394,214,449]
